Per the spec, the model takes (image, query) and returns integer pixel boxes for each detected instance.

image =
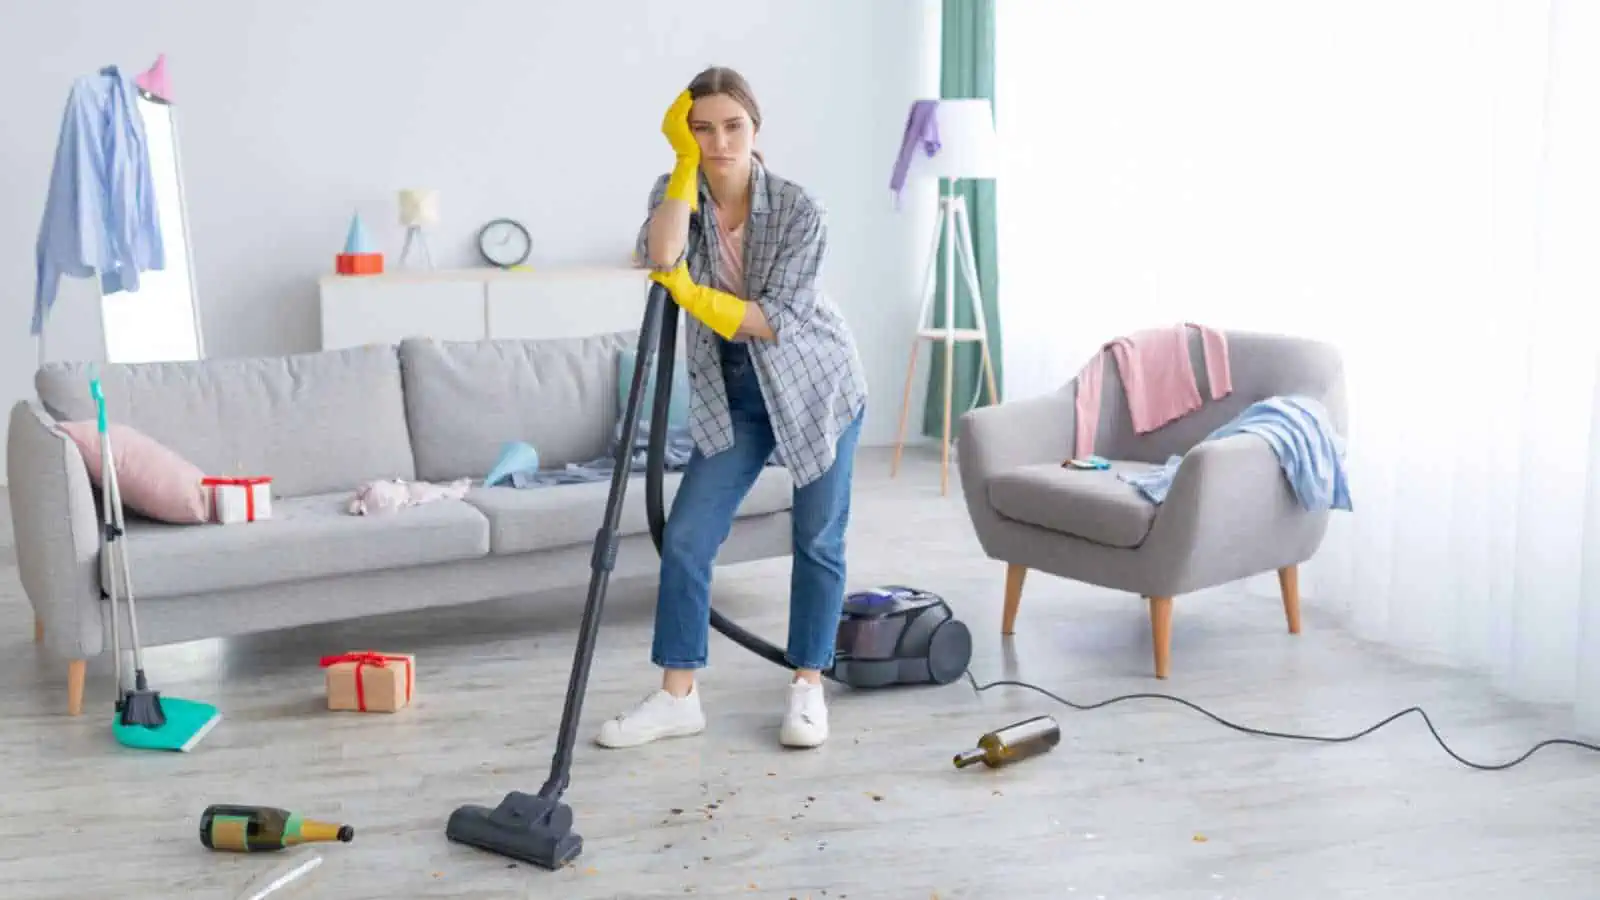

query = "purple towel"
[890,100,942,207]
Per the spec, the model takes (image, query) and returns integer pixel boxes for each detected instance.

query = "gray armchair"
[955,329,1346,678]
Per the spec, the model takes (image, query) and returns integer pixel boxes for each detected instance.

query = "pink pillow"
[56,421,210,524]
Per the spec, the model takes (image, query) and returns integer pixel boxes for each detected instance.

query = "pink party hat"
[135,53,171,102]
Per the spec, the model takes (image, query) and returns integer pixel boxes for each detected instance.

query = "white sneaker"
[780,680,829,748]
[594,685,706,749]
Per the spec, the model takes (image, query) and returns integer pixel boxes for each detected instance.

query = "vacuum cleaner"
[445,218,972,870]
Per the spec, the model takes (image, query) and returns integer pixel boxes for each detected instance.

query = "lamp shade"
[908,99,999,180]
[399,189,440,227]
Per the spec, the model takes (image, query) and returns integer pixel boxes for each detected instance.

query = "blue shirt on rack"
[32,65,164,336]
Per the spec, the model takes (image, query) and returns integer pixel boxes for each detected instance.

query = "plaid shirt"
[635,160,867,487]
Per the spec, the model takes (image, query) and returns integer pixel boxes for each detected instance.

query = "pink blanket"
[1074,323,1232,458]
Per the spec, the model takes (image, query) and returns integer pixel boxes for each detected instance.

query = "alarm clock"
[477,218,531,268]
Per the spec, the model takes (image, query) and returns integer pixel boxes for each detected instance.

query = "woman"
[597,66,869,750]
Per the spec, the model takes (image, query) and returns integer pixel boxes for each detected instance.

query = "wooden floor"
[2,448,1598,899]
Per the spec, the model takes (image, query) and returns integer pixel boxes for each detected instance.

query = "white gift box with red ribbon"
[203,476,273,524]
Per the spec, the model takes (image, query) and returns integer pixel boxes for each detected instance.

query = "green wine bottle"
[199,804,354,852]
[953,715,1061,769]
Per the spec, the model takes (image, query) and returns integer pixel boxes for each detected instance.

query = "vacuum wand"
[541,282,669,801]
[444,279,674,870]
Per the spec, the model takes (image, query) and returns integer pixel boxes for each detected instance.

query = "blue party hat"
[343,214,375,254]
[485,441,541,487]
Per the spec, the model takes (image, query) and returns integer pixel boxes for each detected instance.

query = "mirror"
[101,89,205,363]
[36,70,205,367]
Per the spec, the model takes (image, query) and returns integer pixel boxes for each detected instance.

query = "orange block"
[336,253,384,275]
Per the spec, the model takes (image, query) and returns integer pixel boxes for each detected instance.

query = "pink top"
[1073,323,1233,457]
[712,200,746,299]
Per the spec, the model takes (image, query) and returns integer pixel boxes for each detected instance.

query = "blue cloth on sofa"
[1119,395,1352,511]
[517,422,694,487]
[490,350,696,488]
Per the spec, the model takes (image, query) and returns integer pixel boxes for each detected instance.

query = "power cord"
[962,670,1600,771]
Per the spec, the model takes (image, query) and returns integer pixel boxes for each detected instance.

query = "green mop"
[92,371,221,752]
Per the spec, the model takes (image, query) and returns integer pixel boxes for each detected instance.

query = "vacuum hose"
[641,217,808,675]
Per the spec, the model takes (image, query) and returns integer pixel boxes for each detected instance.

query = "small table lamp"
[398,189,439,269]
[889,98,1002,495]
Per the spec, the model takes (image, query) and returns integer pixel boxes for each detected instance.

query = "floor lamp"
[891,98,1002,495]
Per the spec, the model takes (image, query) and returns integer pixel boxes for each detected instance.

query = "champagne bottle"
[199,804,354,852]
[953,715,1062,769]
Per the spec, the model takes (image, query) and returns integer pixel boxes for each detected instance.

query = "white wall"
[0,0,945,484]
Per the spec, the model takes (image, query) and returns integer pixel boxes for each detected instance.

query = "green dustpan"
[112,696,222,752]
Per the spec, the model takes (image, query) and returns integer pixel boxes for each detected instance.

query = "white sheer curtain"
[995,0,1600,735]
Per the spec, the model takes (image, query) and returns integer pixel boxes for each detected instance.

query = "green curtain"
[923,0,1003,440]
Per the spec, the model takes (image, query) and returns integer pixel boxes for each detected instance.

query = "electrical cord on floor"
[962,670,1600,771]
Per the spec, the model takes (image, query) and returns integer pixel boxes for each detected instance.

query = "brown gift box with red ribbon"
[319,651,415,712]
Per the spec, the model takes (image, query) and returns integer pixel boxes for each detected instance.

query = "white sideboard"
[317,266,657,349]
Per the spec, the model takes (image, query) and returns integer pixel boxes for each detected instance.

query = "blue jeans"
[651,342,863,671]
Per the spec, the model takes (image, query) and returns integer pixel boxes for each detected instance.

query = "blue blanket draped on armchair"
[1119,395,1353,511]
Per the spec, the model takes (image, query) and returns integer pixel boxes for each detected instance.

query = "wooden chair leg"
[1278,565,1302,634]
[67,660,86,716]
[34,617,44,644]
[1148,596,1174,679]
[1002,564,1027,635]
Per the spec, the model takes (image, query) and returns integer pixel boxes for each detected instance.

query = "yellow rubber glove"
[661,90,700,210]
[650,262,746,340]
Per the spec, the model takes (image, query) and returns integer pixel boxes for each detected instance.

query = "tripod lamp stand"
[890,98,1002,495]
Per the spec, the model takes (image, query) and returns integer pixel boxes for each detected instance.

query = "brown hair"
[687,66,763,163]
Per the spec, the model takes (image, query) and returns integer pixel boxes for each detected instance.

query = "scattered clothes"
[514,422,697,487]
[1118,395,1352,512]
[889,99,942,206]
[485,441,541,489]
[348,478,470,515]
[1074,323,1232,458]
[34,65,165,336]
[1118,456,1184,504]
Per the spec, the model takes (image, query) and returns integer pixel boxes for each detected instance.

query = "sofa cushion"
[36,346,416,498]
[112,491,490,600]
[57,421,211,524]
[617,348,689,435]
[464,466,793,555]
[400,334,635,483]
[987,461,1161,549]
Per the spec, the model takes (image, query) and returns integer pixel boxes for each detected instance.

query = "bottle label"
[209,815,254,852]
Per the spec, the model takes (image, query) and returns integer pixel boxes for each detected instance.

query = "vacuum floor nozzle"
[446,791,582,870]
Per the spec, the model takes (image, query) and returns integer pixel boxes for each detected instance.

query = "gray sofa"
[7,333,795,715]
[956,329,1346,678]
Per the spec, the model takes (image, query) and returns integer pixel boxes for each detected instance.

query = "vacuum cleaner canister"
[831,586,972,688]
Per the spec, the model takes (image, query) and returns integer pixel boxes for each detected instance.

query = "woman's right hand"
[661,90,700,162]
[662,90,700,210]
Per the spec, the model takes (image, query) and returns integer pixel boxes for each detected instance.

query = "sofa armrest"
[7,400,104,659]
[1142,432,1332,594]
[956,385,1077,481]
[956,386,1077,559]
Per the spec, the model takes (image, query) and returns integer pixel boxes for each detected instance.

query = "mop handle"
[90,371,107,433]
[89,368,126,697]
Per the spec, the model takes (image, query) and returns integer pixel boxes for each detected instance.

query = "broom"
[92,371,221,750]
